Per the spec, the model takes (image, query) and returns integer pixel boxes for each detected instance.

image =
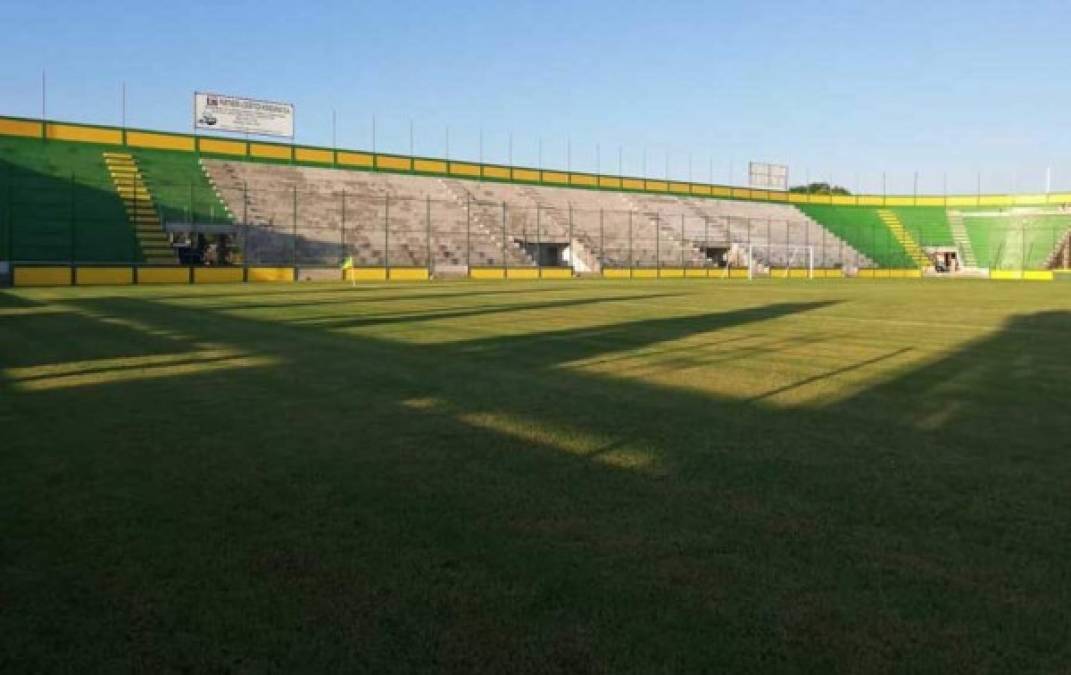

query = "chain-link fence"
[3,176,1070,273]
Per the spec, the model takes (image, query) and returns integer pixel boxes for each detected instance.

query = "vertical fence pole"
[292,185,298,266]
[536,205,542,277]
[655,211,661,276]
[131,171,139,263]
[501,200,507,277]
[568,203,574,274]
[628,210,633,275]
[599,208,604,273]
[466,194,471,275]
[680,213,686,269]
[69,172,76,263]
[340,189,346,266]
[384,193,391,275]
[426,195,432,278]
[242,182,249,273]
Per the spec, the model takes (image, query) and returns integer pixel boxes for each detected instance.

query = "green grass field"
[3,279,1070,672]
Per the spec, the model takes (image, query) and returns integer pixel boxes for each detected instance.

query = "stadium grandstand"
[2,114,1069,286]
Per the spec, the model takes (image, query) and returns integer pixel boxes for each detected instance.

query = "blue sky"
[2,0,1070,194]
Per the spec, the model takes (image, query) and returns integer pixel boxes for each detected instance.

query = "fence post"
[69,172,76,264]
[466,194,471,275]
[292,185,298,266]
[131,171,139,263]
[340,189,346,266]
[242,181,249,272]
[655,211,661,276]
[384,193,391,274]
[628,209,633,275]
[599,208,605,273]
[426,195,432,278]
[680,213,685,269]
[568,203,574,274]
[502,200,508,277]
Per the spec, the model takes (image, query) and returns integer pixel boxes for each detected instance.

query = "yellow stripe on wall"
[449,162,481,177]
[513,168,540,182]
[14,266,71,286]
[294,148,333,163]
[1023,270,1054,281]
[543,171,569,185]
[470,267,505,279]
[46,123,122,145]
[414,159,447,173]
[0,118,43,138]
[506,268,539,280]
[602,268,631,279]
[621,178,644,191]
[645,180,668,192]
[539,267,572,279]
[691,184,712,196]
[377,155,411,171]
[248,267,294,282]
[194,267,244,283]
[632,268,659,278]
[138,267,190,284]
[250,143,292,160]
[128,131,195,152]
[570,173,597,187]
[389,267,430,281]
[199,138,247,156]
[338,151,373,167]
[76,267,134,285]
[483,165,510,180]
[599,176,622,189]
[669,182,690,194]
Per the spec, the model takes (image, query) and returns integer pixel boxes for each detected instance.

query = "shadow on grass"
[2,288,1069,673]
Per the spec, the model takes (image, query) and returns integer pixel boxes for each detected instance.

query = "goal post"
[744,243,815,279]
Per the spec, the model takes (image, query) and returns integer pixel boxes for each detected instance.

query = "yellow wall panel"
[470,267,505,279]
[128,131,195,152]
[645,180,668,192]
[669,182,690,194]
[990,270,1021,280]
[731,188,752,200]
[632,268,659,278]
[513,168,540,182]
[248,267,294,282]
[750,189,771,201]
[1023,270,1053,281]
[194,267,244,284]
[885,196,914,206]
[729,268,749,278]
[788,192,809,203]
[346,267,387,281]
[711,186,732,197]
[830,195,855,206]
[602,268,631,278]
[47,123,122,145]
[570,173,597,187]
[295,148,333,163]
[621,178,644,191]
[856,195,884,206]
[506,268,539,280]
[414,158,447,173]
[690,184,712,196]
[250,143,292,160]
[539,267,572,279]
[338,151,373,167]
[543,171,569,184]
[685,268,710,277]
[483,165,510,180]
[449,162,481,177]
[0,118,43,138]
[377,155,411,171]
[14,266,71,286]
[659,268,685,278]
[199,138,247,156]
[389,267,430,281]
[1012,194,1046,206]
[599,176,622,189]
[1047,193,1071,204]
[76,267,133,285]
[138,267,190,284]
[916,196,945,206]
[978,195,1013,206]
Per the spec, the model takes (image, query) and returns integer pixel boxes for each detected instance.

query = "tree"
[788,182,851,196]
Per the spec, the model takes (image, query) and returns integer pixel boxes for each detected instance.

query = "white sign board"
[749,162,789,191]
[194,92,294,138]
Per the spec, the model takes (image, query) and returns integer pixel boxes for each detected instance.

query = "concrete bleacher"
[203,159,870,270]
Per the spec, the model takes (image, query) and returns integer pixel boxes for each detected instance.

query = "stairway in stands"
[103,152,175,263]
[947,211,978,266]
[877,209,929,267]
